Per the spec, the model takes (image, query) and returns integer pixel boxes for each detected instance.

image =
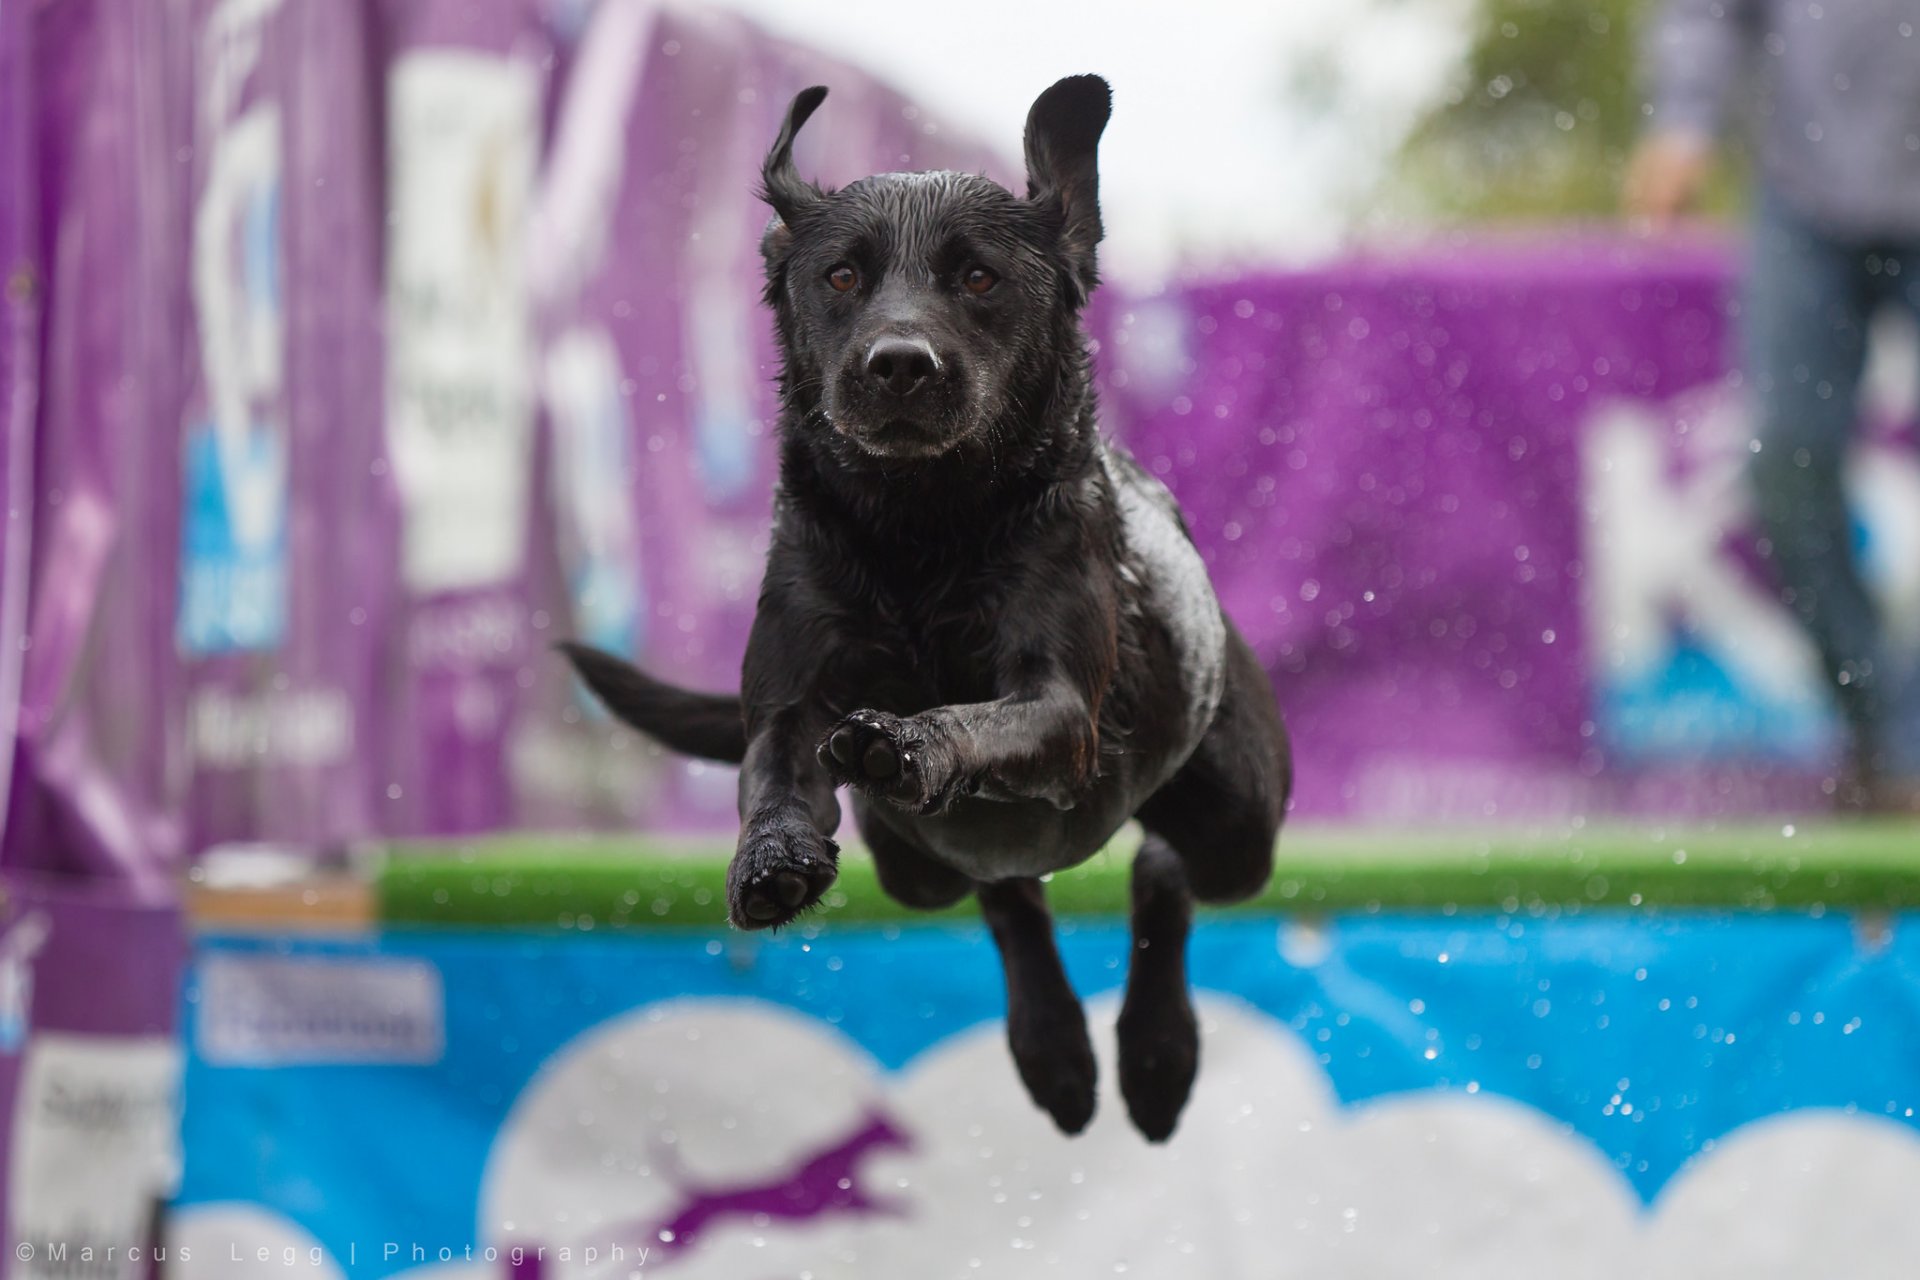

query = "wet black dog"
[563,75,1291,1142]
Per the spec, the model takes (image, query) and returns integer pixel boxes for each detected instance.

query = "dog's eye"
[827,264,859,292]
[963,266,998,295]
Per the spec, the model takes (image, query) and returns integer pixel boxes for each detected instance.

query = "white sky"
[711,0,1477,284]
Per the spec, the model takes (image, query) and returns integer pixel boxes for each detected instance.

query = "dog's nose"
[864,337,940,399]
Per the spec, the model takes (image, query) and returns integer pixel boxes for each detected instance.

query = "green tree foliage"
[1389,0,1747,222]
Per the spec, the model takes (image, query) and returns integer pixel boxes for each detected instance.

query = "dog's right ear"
[760,86,829,251]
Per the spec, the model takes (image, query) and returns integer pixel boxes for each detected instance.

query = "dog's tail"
[558,641,747,765]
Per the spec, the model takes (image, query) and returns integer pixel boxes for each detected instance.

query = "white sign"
[385,53,538,594]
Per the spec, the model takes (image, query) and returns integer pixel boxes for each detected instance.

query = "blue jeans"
[1745,195,1920,777]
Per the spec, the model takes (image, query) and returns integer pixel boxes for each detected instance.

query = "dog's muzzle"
[829,336,967,457]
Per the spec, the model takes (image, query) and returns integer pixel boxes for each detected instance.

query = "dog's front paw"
[817,711,954,813]
[729,814,839,931]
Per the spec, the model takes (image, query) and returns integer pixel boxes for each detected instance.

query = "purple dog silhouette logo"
[500,1112,910,1276]
[625,1111,911,1260]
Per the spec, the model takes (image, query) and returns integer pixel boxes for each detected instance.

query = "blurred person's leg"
[1744,194,1888,797]
[1870,239,1920,805]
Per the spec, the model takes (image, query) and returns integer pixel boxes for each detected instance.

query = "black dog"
[563,75,1291,1142]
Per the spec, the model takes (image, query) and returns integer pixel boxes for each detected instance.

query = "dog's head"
[758,76,1111,461]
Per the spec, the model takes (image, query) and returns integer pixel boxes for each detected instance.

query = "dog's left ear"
[1023,74,1111,300]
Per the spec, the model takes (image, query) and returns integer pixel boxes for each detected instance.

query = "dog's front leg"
[818,685,1096,813]
[732,705,841,929]
[730,587,846,930]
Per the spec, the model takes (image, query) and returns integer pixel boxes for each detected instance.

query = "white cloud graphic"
[1643,1111,1920,1278]
[173,998,1920,1278]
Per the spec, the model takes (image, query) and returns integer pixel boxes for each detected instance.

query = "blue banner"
[174,913,1920,1277]
[172,909,1920,1280]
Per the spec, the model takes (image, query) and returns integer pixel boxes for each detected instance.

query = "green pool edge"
[376,821,1920,929]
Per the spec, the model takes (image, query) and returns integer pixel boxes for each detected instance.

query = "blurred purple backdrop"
[6,0,1913,891]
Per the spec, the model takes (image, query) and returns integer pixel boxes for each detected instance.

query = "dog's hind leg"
[1136,623,1290,906]
[976,877,1097,1135]
[856,803,973,911]
[1116,835,1197,1142]
[1116,624,1289,1139]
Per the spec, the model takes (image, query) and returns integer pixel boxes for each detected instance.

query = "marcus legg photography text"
[15,1239,653,1273]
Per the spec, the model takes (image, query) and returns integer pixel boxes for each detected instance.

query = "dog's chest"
[863,571,1004,709]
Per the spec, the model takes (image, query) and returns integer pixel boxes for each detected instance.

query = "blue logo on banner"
[179,424,288,654]
[1600,634,1838,763]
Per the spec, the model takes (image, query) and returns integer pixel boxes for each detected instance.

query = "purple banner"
[2,0,37,866]
[1105,241,1915,820]
[177,0,390,855]
[6,0,193,886]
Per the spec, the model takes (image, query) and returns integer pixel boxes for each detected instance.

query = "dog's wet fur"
[563,76,1291,1142]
